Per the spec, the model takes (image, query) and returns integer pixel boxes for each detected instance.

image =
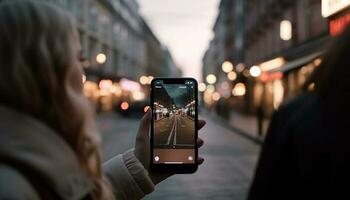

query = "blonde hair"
[0,1,114,199]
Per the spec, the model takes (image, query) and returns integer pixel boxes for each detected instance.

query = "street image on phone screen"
[152,79,196,166]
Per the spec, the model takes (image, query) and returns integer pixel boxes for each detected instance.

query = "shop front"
[322,0,350,36]
[249,1,350,123]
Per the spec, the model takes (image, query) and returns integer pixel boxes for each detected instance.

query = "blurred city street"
[1,0,349,199]
[98,112,260,200]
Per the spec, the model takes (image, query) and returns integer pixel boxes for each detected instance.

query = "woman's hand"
[134,109,206,185]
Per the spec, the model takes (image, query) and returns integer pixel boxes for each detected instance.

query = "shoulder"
[278,92,322,130]
[278,92,320,118]
[271,92,321,130]
[264,93,321,145]
[0,164,41,199]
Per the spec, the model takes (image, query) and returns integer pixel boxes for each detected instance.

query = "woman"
[248,25,350,199]
[0,1,205,199]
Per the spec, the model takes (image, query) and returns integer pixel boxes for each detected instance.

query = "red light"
[120,102,129,110]
[259,72,283,82]
[329,12,350,36]
[260,72,269,82]
[274,72,284,79]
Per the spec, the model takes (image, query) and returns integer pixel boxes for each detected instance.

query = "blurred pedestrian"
[248,25,350,199]
[256,105,264,137]
[0,1,205,199]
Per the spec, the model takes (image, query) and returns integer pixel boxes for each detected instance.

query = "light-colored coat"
[0,106,154,199]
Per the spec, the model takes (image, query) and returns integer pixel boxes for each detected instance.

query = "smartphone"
[150,78,198,173]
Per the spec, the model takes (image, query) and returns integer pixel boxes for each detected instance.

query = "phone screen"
[152,79,196,165]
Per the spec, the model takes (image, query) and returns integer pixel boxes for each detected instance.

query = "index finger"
[198,120,206,130]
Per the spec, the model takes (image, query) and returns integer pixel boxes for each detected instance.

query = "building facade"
[244,0,329,116]
[31,0,182,111]
[202,0,350,136]
[202,0,246,111]
[45,0,180,81]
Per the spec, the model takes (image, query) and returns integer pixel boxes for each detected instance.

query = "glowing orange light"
[120,102,129,110]
[99,79,113,90]
[259,57,285,72]
[259,72,283,82]
[222,61,234,73]
[232,83,246,96]
[273,72,284,79]
[212,92,221,101]
[139,76,149,85]
[260,72,269,82]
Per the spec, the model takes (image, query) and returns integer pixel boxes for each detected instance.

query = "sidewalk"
[228,111,269,139]
[205,110,270,144]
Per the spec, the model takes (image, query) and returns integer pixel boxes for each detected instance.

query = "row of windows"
[49,0,141,46]
[109,0,141,33]
[245,0,328,65]
[48,0,147,74]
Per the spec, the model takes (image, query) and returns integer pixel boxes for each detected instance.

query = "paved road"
[154,114,195,148]
[97,112,260,200]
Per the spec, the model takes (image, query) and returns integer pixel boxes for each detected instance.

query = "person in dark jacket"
[248,25,350,199]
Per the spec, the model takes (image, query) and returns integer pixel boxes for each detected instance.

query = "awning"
[270,51,323,73]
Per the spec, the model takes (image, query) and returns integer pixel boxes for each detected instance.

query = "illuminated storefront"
[251,53,323,117]
[249,1,350,119]
[322,0,350,36]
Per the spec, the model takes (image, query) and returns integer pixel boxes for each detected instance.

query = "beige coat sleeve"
[103,149,155,200]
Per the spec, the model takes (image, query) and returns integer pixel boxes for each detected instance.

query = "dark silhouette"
[248,25,350,200]
[256,105,264,137]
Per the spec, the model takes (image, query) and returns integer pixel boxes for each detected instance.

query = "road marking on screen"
[166,116,176,145]
[174,115,177,145]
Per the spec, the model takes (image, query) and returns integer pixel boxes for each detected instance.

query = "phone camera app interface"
[153,81,195,164]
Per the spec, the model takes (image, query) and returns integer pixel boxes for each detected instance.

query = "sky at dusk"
[138,0,220,81]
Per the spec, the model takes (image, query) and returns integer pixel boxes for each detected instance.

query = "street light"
[147,76,154,84]
[227,71,237,81]
[280,20,292,41]
[235,63,245,72]
[99,79,113,90]
[212,92,221,101]
[206,74,217,84]
[198,83,206,92]
[250,66,262,77]
[206,84,215,93]
[96,53,106,64]
[221,61,233,73]
[120,101,129,110]
[232,82,246,96]
[139,76,149,85]
[132,90,145,101]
